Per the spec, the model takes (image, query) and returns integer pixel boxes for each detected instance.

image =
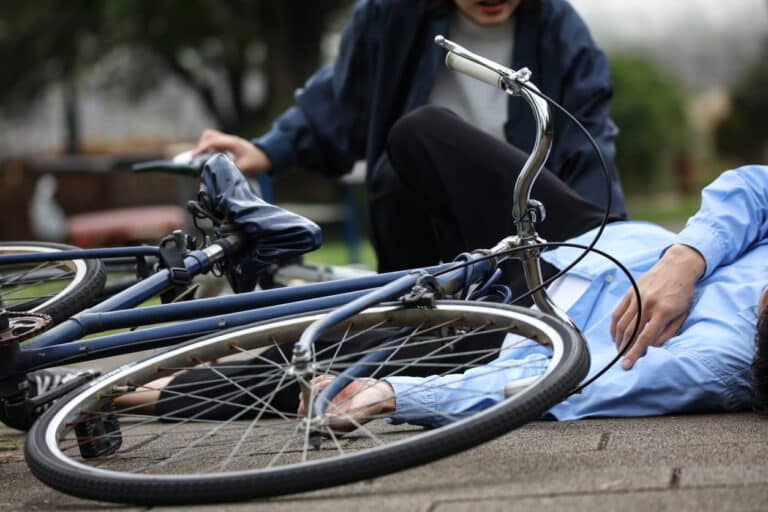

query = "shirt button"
[604,275,614,283]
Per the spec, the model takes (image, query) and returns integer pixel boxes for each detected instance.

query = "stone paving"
[2,413,767,511]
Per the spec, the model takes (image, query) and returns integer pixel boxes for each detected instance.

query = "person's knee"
[388,106,455,160]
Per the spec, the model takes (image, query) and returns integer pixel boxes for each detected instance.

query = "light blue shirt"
[387,165,768,425]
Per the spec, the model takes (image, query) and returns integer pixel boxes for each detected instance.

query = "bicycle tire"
[26,300,588,505]
[0,242,106,324]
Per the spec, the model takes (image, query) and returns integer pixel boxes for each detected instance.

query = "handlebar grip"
[445,52,504,90]
[131,161,202,176]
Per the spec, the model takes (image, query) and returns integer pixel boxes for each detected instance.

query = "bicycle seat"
[199,154,322,291]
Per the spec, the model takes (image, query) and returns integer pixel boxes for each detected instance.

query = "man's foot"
[27,367,87,399]
[1,367,97,430]
[751,290,768,415]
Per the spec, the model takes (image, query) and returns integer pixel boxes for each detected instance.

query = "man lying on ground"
[108,164,768,429]
[304,164,768,427]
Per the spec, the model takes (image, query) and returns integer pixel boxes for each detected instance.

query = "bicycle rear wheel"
[0,242,106,324]
[26,301,588,505]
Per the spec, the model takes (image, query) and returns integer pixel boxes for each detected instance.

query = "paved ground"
[2,412,767,511]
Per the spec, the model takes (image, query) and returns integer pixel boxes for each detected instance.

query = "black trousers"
[368,106,614,278]
[157,107,618,420]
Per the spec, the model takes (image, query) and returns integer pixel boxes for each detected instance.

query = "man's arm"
[300,351,551,430]
[611,165,768,369]
[611,243,705,369]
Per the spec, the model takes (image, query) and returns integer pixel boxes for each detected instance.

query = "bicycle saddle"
[200,153,322,291]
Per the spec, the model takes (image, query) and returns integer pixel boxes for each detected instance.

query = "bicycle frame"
[1,241,466,376]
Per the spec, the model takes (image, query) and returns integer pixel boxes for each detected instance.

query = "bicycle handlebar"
[436,36,562,322]
[130,150,224,177]
[131,161,202,176]
[445,52,506,89]
[436,35,532,93]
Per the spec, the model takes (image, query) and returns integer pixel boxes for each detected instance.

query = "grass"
[626,193,701,231]
[306,237,378,269]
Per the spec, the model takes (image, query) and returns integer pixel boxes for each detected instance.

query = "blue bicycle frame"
[2,236,496,377]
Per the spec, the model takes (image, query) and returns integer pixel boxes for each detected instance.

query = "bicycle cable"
[428,81,644,395]
[429,240,642,394]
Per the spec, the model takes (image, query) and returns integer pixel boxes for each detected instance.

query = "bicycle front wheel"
[26,301,588,505]
[0,242,106,324]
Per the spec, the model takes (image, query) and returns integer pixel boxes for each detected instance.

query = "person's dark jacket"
[254,0,626,216]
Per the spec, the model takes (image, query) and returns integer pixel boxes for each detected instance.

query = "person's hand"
[192,129,272,175]
[610,244,706,370]
[297,375,396,432]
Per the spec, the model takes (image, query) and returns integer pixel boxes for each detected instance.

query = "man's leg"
[367,153,447,272]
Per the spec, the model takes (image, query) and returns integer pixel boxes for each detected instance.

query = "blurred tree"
[104,0,350,134]
[609,54,689,195]
[0,0,351,153]
[714,39,768,162]
[0,0,107,153]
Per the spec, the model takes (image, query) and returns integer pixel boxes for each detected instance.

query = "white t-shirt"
[428,11,515,141]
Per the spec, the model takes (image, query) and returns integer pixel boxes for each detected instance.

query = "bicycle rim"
[0,242,106,324]
[26,301,588,505]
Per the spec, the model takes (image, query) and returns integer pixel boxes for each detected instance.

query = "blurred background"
[1,0,767,269]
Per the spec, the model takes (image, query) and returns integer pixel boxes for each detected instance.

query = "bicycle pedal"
[75,413,122,459]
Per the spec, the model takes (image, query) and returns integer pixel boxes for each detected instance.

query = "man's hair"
[751,307,768,415]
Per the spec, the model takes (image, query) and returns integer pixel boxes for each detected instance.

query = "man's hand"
[192,129,272,175]
[297,376,396,432]
[610,244,706,370]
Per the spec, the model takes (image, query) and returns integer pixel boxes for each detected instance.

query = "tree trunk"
[62,79,80,155]
[258,3,341,121]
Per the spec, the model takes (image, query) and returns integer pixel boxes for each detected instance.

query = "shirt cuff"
[383,376,438,426]
[252,130,297,174]
[674,220,727,279]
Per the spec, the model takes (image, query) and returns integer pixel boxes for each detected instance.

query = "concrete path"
[2,413,767,511]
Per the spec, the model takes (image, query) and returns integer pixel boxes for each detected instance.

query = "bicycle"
[2,37,639,505]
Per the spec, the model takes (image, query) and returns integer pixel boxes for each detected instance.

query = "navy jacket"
[254,0,626,216]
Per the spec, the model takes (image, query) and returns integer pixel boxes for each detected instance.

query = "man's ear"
[760,288,768,315]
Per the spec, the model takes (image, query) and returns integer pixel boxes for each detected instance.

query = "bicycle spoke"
[218,371,288,470]
[1,262,73,305]
[46,303,567,484]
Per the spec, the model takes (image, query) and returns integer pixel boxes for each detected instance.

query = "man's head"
[752,288,768,415]
[453,0,521,25]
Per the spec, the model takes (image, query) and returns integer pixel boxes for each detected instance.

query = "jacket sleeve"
[253,1,375,177]
[385,351,551,428]
[545,4,624,216]
[674,165,768,278]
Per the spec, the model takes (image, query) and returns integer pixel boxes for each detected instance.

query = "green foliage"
[0,1,352,136]
[715,40,768,162]
[0,0,106,114]
[609,54,689,194]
